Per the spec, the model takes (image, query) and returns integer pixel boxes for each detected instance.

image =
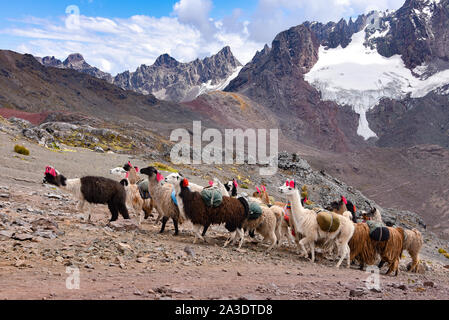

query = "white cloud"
[1,0,407,76]
[248,0,405,43]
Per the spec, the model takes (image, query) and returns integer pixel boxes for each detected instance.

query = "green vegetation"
[151,162,178,173]
[14,144,30,156]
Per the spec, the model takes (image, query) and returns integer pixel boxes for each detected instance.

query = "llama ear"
[134,166,139,173]
[60,175,67,186]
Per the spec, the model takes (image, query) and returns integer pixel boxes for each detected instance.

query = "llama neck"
[373,209,382,222]
[287,189,308,231]
[174,186,186,220]
[59,179,82,199]
[262,191,270,205]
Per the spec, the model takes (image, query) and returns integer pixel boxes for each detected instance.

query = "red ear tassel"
[182,179,189,188]
[289,181,295,188]
[156,172,164,182]
[286,180,289,187]
[341,196,348,205]
[209,181,214,186]
[134,166,139,173]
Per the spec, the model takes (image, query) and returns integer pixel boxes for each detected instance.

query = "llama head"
[123,162,132,172]
[110,167,126,175]
[278,180,297,195]
[140,166,164,183]
[43,166,67,187]
[165,172,183,187]
[225,180,236,195]
[225,181,233,192]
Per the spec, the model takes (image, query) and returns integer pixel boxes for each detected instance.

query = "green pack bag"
[201,187,223,208]
[248,202,263,220]
[137,179,150,200]
[316,211,340,233]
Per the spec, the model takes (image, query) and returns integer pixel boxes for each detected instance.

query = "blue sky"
[0,0,405,75]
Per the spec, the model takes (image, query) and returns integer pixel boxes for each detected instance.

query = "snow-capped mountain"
[228,0,449,144]
[305,9,449,139]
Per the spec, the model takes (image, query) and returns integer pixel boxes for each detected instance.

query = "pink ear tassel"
[209,181,214,186]
[156,173,164,183]
[233,180,238,188]
[262,185,266,192]
[125,172,129,179]
[286,180,289,187]
[289,181,295,188]
[135,166,139,173]
[256,187,260,194]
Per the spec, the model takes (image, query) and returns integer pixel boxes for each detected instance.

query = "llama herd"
[42,163,424,276]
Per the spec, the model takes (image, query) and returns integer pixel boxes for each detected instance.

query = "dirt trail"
[1,131,449,300]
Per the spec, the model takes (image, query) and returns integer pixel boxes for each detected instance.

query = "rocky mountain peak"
[154,54,179,68]
[113,46,243,102]
[64,53,85,64]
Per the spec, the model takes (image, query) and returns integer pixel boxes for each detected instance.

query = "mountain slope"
[0,50,215,134]
[225,25,364,152]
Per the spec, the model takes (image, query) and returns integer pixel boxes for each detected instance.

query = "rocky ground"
[1,118,449,300]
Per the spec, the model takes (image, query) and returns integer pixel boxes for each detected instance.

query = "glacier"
[305,28,449,140]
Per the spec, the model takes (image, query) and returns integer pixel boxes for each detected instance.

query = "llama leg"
[77,200,86,212]
[266,231,277,252]
[385,261,395,276]
[411,253,419,273]
[237,228,245,249]
[172,218,179,236]
[192,225,204,244]
[202,224,210,237]
[275,226,282,247]
[223,231,236,248]
[160,216,169,234]
[117,200,130,220]
[335,242,346,268]
[346,244,351,268]
[298,238,310,259]
[309,241,316,263]
[108,202,119,222]
[86,204,93,223]
[378,260,386,269]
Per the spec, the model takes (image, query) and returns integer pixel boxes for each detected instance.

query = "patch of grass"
[151,162,178,173]
[240,184,249,189]
[14,144,30,156]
